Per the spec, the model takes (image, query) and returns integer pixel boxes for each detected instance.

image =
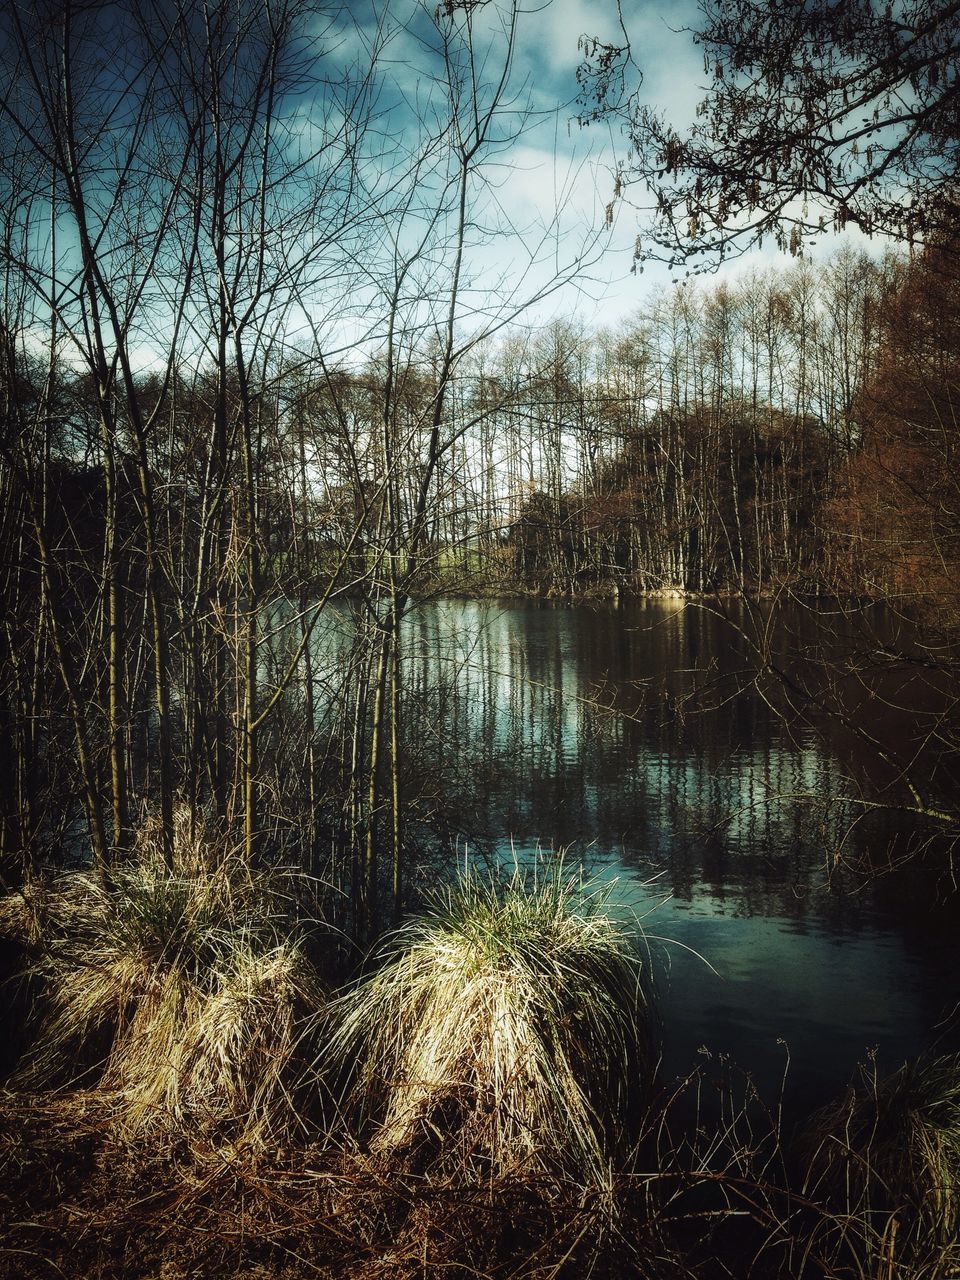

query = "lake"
[314,596,960,1121]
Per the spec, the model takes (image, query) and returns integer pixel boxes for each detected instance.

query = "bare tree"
[580,0,960,268]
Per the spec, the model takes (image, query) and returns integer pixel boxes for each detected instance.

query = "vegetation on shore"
[325,867,650,1183]
[4,813,327,1151]
[2,839,958,1279]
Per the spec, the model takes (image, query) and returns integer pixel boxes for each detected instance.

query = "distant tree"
[575,3,960,851]
[826,235,960,624]
[580,0,960,267]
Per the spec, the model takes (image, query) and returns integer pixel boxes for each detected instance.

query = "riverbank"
[2,850,958,1279]
[403,558,862,605]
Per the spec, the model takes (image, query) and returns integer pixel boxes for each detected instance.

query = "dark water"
[324,597,960,1118]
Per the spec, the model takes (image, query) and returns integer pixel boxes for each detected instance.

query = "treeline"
[459,250,888,595]
[264,244,952,612]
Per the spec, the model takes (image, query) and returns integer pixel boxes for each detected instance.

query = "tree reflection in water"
[307,596,960,1117]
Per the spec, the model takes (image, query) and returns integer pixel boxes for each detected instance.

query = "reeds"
[324,864,652,1183]
[802,1051,960,1277]
[15,834,960,1278]
[10,813,327,1151]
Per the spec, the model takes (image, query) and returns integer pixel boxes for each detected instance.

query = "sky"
[336,0,883,338]
[504,0,709,319]
[270,0,713,356]
[3,0,886,375]
[422,0,712,330]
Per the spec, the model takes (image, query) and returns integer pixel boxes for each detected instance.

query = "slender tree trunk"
[362,634,389,942]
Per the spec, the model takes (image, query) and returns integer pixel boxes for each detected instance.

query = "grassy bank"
[1,835,958,1278]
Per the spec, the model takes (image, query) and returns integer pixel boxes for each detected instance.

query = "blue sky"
[4,0,884,375]
[314,0,884,342]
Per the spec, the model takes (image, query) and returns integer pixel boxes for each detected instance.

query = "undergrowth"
[2,839,958,1279]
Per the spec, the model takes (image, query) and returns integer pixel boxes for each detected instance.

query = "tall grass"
[10,811,327,1151]
[802,1051,960,1277]
[12,832,960,1278]
[324,864,653,1183]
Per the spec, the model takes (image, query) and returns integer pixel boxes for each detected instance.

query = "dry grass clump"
[0,870,104,949]
[325,866,652,1184]
[11,813,327,1151]
[802,1052,960,1277]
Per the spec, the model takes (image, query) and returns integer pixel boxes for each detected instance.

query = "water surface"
[325,597,960,1115]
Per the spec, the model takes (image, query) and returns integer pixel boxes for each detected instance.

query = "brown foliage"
[584,0,960,267]
[826,240,960,627]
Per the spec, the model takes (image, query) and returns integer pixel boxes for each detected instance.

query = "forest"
[6,227,959,912]
[2,0,960,1276]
